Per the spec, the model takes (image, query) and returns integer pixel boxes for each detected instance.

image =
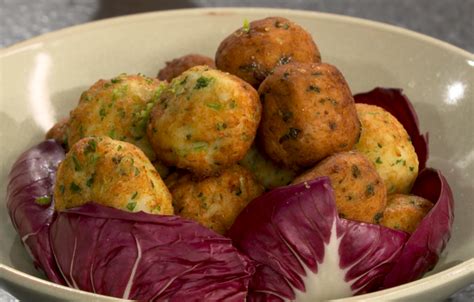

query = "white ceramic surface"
[1,7,473,301]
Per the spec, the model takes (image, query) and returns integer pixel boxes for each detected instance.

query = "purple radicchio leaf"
[49,203,254,301]
[382,168,454,288]
[228,177,409,301]
[354,88,429,170]
[6,140,65,284]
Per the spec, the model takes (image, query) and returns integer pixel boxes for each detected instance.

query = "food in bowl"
[6,16,454,301]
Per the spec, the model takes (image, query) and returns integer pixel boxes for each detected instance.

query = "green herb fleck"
[108,129,117,139]
[35,196,51,205]
[206,102,222,110]
[193,142,208,151]
[279,127,301,143]
[70,182,81,193]
[242,19,250,33]
[374,212,383,224]
[99,107,107,120]
[409,166,415,172]
[307,85,320,93]
[278,56,291,65]
[275,21,290,29]
[126,202,137,211]
[377,143,383,148]
[229,100,237,109]
[111,77,122,84]
[351,165,361,178]
[72,155,82,171]
[289,127,301,139]
[85,139,97,154]
[375,157,383,164]
[131,191,138,199]
[186,134,192,140]
[86,175,94,188]
[281,111,293,122]
[194,76,212,89]
[365,184,375,197]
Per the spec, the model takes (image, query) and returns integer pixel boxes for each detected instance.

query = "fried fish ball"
[215,16,321,87]
[147,65,261,177]
[293,151,386,224]
[239,144,296,189]
[259,62,361,170]
[168,165,264,234]
[157,54,215,82]
[46,117,69,148]
[380,194,434,233]
[355,104,419,194]
[54,136,173,215]
[67,73,166,160]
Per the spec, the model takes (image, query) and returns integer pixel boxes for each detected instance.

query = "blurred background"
[1,0,473,51]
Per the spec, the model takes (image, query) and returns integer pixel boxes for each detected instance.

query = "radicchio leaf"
[6,140,65,284]
[354,88,429,170]
[382,168,454,288]
[49,203,254,301]
[228,177,409,301]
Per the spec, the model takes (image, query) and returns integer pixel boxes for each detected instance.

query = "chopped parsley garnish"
[111,77,122,84]
[99,107,107,120]
[242,19,250,33]
[126,202,137,211]
[85,139,97,154]
[374,212,383,224]
[72,155,82,171]
[375,157,383,164]
[70,182,81,193]
[131,191,138,199]
[35,196,51,205]
[86,175,94,188]
[194,76,212,89]
[193,142,208,151]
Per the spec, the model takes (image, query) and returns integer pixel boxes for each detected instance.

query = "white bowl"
[1,7,473,301]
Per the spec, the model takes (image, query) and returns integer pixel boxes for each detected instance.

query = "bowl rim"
[1,6,473,301]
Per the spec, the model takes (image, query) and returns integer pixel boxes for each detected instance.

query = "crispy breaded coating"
[148,66,261,177]
[54,136,173,215]
[215,16,321,87]
[168,165,264,234]
[67,73,166,160]
[259,62,361,170]
[380,194,433,233]
[239,144,296,189]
